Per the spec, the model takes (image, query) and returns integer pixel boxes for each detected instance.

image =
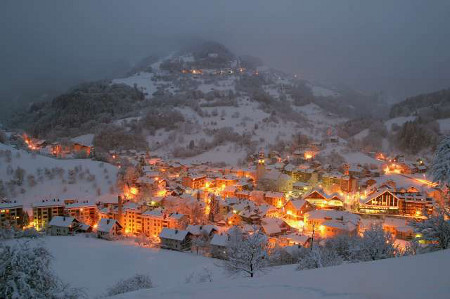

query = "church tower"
[256,150,266,183]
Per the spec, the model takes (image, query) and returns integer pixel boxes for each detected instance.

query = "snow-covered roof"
[71,134,94,147]
[187,224,217,236]
[48,216,77,228]
[210,234,228,247]
[65,201,96,209]
[322,220,357,232]
[169,213,186,220]
[159,228,190,241]
[265,191,284,198]
[284,233,310,245]
[288,199,308,210]
[0,202,22,209]
[305,210,360,224]
[97,218,120,233]
[261,217,284,235]
[32,199,64,208]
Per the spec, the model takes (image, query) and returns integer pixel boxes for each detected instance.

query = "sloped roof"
[187,224,217,236]
[48,216,77,228]
[210,234,228,247]
[288,199,308,210]
[159,228,190,241]
[97,218,121,233]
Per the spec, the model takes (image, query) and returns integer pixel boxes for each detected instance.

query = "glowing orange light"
[130,187,139,195]
[157,190,166,197]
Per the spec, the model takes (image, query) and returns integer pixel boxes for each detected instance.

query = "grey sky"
[1,0,450,116]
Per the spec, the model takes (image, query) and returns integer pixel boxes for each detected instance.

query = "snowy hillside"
[113,249,450,299]
[110,51,347,165]
[0,143,118,210]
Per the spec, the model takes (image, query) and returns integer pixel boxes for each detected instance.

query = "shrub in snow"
[0,227,15,239]
[411,206,450,250]
[105,274,153,297]
[296,247,343,270]
[185,267,214,284]
[221,228,268,278]
[324,234,359,261]
[351,224,398,261]
[0,242,85,299]
[21,228,41,239]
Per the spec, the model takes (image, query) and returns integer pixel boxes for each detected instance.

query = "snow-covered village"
[1,2,450,299]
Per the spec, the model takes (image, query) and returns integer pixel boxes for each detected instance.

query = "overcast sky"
[1,0,450,115]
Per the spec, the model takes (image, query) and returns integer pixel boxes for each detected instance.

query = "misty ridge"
[0,0,449,164]
[1,0,450,121]
[0,39,447,165]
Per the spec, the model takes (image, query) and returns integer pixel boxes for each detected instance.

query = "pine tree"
[0,242,85,298]
[411,206,450,250]
[430,135,450,186]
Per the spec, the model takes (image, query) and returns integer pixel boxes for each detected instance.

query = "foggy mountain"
[1,0,450,123]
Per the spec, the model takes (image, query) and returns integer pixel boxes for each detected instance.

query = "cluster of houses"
[19,133,94,158]
[0,140,447,258]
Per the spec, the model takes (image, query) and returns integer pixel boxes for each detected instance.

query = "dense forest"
[9,81,145,139]
[390,88,450,119]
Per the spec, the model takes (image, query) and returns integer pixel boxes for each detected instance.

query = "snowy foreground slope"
[0,144,118,209]
[113,249,450,299]
[25,236,220,297]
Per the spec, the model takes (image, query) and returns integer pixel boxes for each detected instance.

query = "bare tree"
[221,227,268,278]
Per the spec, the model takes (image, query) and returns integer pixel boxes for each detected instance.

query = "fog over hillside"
[1,0,450,121]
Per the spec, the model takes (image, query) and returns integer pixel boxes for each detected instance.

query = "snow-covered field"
[0,144,118,210]
[17,235,221,297]
[113,249,450,299]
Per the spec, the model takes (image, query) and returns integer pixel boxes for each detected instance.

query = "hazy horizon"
[1,0,450,121]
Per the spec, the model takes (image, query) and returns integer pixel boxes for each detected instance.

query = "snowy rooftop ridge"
[159,228,190,241]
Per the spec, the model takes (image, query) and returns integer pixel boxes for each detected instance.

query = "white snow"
[0,143,118,211]
[113,249,450,299]
[16,236,221,297]
[71,134,94,147]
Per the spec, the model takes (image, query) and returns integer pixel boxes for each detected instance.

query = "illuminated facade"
[0,202,24,228]
[32,200,65,230]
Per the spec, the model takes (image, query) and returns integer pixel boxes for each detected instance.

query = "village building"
[304,210,361,238]
[187,224,218,239]
[65,201,98,226]
[141,209,188,237]
[303,189,344,209]
[279,233,311,247]
[359,189,434,216]
[261,217,289,237]
[32,199,65,230]
[97,218,122,240]
[48,216,80,236]
[340,175,358,193]
[383,218,414,240]
[283,199,314,221]
[0,201,25,228]
[210,233,229,259]
[226,212,242,226]
[264,191,286,208]
[182,174,206,189]
[159,228,192,251]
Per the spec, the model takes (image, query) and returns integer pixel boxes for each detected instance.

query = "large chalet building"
[302,189,344,209]
[359,189,434,216]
